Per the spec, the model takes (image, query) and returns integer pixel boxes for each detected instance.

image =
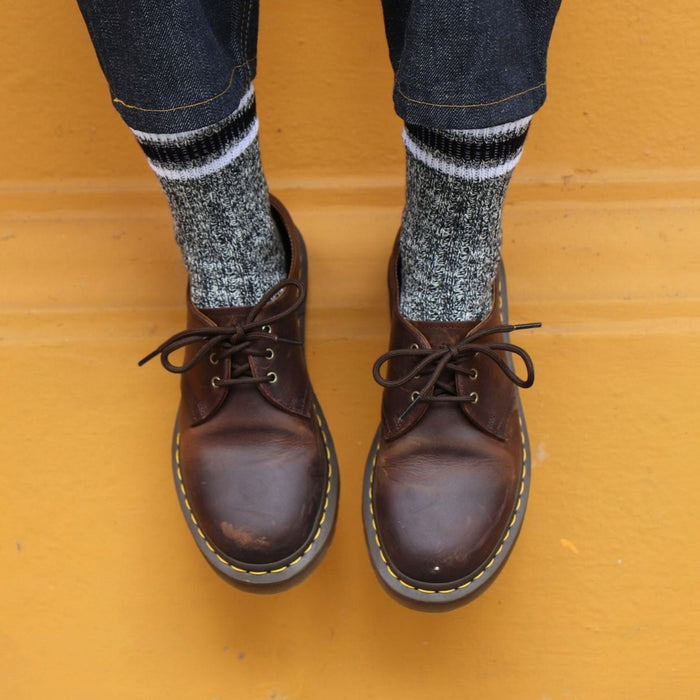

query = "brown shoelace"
[373,322,541,420]
[139,279,304,387]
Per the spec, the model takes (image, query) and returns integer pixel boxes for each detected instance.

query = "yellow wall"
[3,1,700,184]
[2,2,699,699]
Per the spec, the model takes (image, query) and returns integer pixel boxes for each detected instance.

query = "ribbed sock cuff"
[131,85,258,180]
[402,116,532,181]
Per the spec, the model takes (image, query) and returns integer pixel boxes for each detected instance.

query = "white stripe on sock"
[402,129,525,181]
[130,84,255,144]
[148,118,259,180]
[442,115,532,139]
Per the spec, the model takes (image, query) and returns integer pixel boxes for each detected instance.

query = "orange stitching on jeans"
[396,82,545,109]
[112,58,255,113]
[241,0,254,83]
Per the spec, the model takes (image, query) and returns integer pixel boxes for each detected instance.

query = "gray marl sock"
[132,85,285,309]
[399,117,532,322]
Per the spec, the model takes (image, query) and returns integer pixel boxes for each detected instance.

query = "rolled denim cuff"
[78,0,260,134]
[393,83,547,130]
[111,64,255,134]
[382,0,561,130]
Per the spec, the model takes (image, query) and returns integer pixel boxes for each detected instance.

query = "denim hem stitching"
[397,82,545,109]
[112,58,255,113]
[241,0,254,83]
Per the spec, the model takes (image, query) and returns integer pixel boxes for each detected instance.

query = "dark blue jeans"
[78,0,561,133]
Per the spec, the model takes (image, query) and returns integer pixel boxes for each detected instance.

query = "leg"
[77,1,339,587]
[365,0,561,609]
[384,0,562,322]
[77,0,285,308]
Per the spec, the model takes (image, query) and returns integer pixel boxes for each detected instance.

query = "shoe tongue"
[412,318,480,346]
[198,306,250,328]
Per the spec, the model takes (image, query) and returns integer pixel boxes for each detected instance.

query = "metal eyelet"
[211,376,221,388]
[261,324,272,334]
[209,353,219,365]
[411,391,420,401]
[267,371,278,384]
[468,368,478,380]
[469,391,479,404]
[265,348,275,360]
[410,343,419,350]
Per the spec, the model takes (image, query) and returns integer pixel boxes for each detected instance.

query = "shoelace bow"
[138,279,304,387]
[372,321,541,420]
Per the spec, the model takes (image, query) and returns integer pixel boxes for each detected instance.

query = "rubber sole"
[362,264,533,611]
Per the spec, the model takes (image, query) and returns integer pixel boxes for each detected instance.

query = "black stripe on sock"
[406,123,529,164]
[138,96,257,168]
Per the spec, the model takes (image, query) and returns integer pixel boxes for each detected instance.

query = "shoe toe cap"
[181,427,327,568]
[373,449,518,587]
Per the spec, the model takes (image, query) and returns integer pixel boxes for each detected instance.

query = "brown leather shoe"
[141,196,339,590]
[363,236,540,610]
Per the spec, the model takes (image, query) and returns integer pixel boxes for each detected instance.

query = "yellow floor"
[1,185,699,698]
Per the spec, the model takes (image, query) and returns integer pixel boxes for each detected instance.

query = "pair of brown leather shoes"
[141,196,539,609]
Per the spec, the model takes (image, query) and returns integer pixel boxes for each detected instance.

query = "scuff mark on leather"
[220,522,270,549]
